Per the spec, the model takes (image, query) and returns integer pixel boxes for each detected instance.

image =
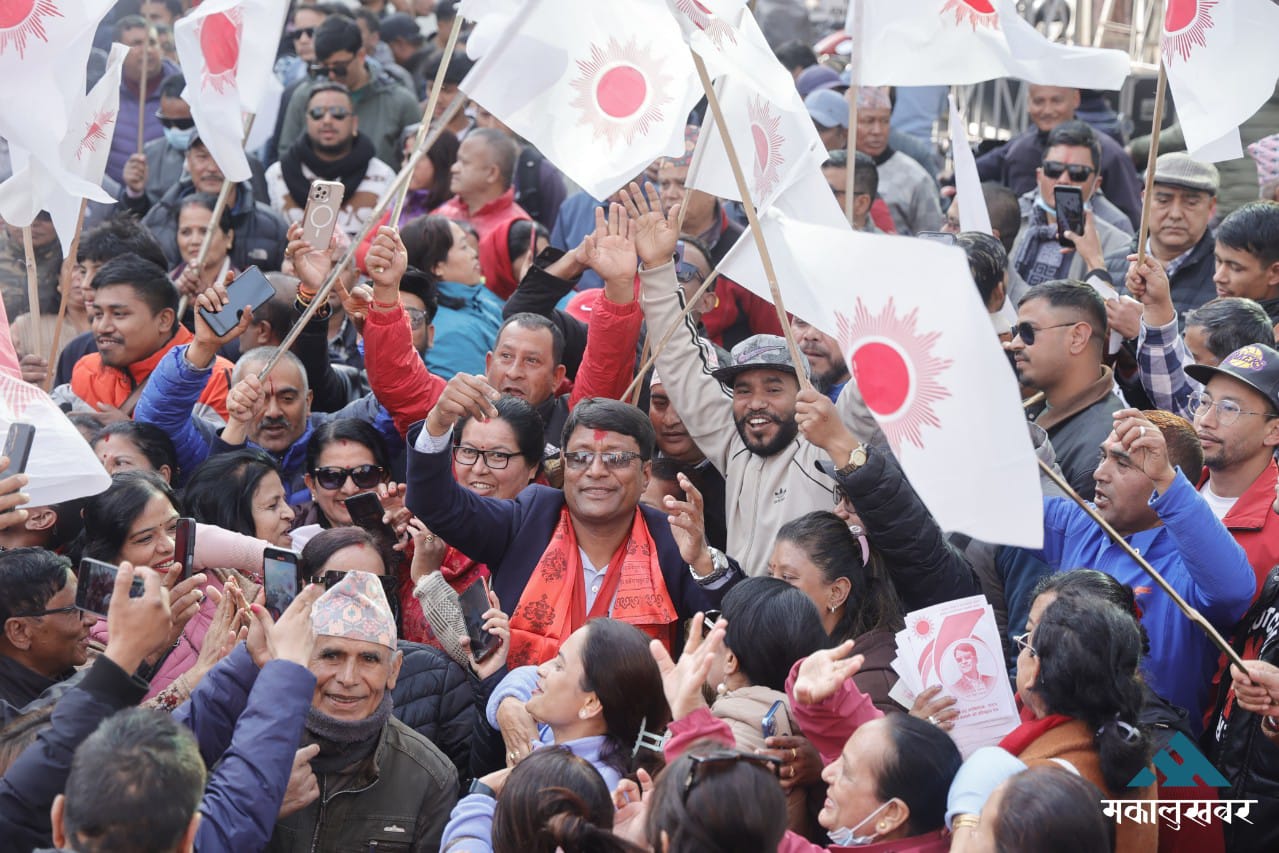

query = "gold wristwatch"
[835,444,868,476]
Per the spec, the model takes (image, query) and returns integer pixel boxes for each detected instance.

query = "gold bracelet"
[951,815,980,831]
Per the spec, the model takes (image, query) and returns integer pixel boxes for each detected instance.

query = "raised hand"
[191,270,253,367]
[0,457,30,532]
[792,640,864,706]
[618,181,680,269]
[1109,408,1176,493]
[285,221,334,294]
[1125,254,1175,327]
[103,563,173,675]
[663,473,710,572]
[366,226,409,295]
[795,387,859,461]
[248,582,325,667]
[649,613,726,721]
[222,375,267,446]
[424,372,501,437]
[579,203,637,288]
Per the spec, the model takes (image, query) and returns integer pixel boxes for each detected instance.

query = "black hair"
[75,471,180,565]
[876,714,963,835]
[92,421,179,480]
[982,182,1022,253]
[773,40,817,72]
[178,191,234,235]
[158,73,186,100]
[77,216,168,270]
[401,214,457,288]
[426,51,474,86]
[1030,593,1152,794]
[89,254,179,317]
[774,511,903,644]
[1032,569,1150,656]
[306,79,353,108]
[457,395,546,473]
[1043,119,1102,172]
[580,618,671,780]
[304,418,391,474]
[257,273,303,341]
[469,127,520,188]
[956,231,1008,307]
[314,15,362,60]
[1216,201,1279,267]
[298,525,385,577]
[61,708,206,852]
[508,220,548,266]
[398,268,441,323]
[400,126,459,208]
[115,14,148,39]
[821,151,879,199]
[0,548,72,624]
[991,766,1115,853]
[498,312,566,365]
[182,449,285,539]
[721,577,830,692]
[352,7,381,34]
[562,398,657,461]
[1018,279,1107,345]
[1186,297,1276,360]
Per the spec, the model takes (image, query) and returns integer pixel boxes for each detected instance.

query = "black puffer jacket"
[390,641,476,783]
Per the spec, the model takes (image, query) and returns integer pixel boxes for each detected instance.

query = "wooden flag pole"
[183,114,257,315]
[137,25,155,155]
[621,268,721,404]
[689,50,810,390]
[1135,63,1169,268]
[22,227,43,363]
[45,200,88,391]
[388,19,462,228]
[255,95,470,381]
[843,0,863,226]
[1037,457,1245,670]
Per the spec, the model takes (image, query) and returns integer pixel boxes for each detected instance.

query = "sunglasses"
[1009,321,1078,346]
[310,61,351,78]
[292,26,316,39]
[563,450,642,471]
[675,261,704,285]
[307,105,352,121]
[681,751,781,802]
[157,115,195,130]
[1041,161,1095,182]
[311,464,386,491]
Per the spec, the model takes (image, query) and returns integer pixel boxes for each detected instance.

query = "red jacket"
[1197,460,1279,598]
[432,188,531,296]
[72,325,233,419]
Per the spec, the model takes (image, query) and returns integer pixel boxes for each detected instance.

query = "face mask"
[827,799,896,847]
[164,126,197,151]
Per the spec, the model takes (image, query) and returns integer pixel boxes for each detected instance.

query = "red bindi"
[592,429,607,443]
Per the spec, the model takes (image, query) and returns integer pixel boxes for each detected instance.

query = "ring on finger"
[790,747,797,761]
[928,715,938,725]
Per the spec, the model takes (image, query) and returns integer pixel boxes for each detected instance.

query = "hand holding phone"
[301,180,345,250]
[343,491,396,541]
[174,518,196,581]
[1053,186,1085,248]
[263,547,301,620]
[761,699,785,739]
[77,558,145,618]
[0,423,35,479]
[198,266,276,338]
[459,578,502,664]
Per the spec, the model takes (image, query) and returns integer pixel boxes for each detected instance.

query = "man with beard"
[628,185,879,574]
[265,82,395,239]
[793,316,849,402]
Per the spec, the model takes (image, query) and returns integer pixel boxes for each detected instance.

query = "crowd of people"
[3,2,1279,852]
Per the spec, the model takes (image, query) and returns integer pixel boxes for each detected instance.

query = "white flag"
[0,374,110,506]
[665,0,792,103]
[1161,0,1279,161]
[175,0,290,183]
[948,95,992,236]
[460,0,703,199]
[853,0,1130,89]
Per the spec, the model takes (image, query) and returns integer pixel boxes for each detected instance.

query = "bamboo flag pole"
[182,114,257,315]
[689,50,810,390]
[843,0,862,226]
[621,268,721,403]
[136,25,155,155]
[255,95,470,380]
[22,227,43,362]
[388,19,463,227]
[1134,64,1168,268]
[1036,457,1245,670]
[45,200,88,391]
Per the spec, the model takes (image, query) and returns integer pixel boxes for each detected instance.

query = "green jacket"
[279,61,421,167]
[268,716,458,853]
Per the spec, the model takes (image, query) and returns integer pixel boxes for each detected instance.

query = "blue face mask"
[827,799,897,847]
[164,125,197,151]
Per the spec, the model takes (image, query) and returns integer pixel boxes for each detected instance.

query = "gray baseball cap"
[711,334,812,384]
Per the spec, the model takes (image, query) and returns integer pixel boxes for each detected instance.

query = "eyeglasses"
[681,750,781,803]
[311,464,386,490]
[1189,393,1279,427]
[310,60,351,78]
[1041,161,1095,182]
[292,26,316,39]
[563,450,643,471]
[833,485,849,507]
[156,115,195,130]
[1009,321,1079,346]
[307,105,352,121]
[1014,631,1037,658]
[405,307,428,329]
[675,262,704,285]
[311,572,398,600]
[453,445,517,470]
[702,609,723,632]
[10,604,84,619]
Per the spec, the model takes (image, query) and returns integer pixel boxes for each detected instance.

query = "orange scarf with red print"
[508,507,677,667]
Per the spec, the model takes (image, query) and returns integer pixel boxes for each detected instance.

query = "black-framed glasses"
[563,450,643,471]
[1041,161,1095,182]
[310,60,351,78]
[675,261,704,285]
[310,572,398,602]
[833,484,849,507]
[10,604,84,619]
[1009,321,1079,346]
[311,464,386,490]
[156,115,195,130]
[1189,393,1279,427]
[405,307,428,329]
[1014,631,1037,658]
[307,105,352,121]
[682,751,781,802]
[453,445,516,470]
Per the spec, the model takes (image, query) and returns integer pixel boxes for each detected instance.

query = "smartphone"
[459,578,501,663]
[343,491,395,540]
[301,180,345,250]
[76,558,144,618]
[1054,186,1085,248]
[916,230,957,245]
[173,518,196,581]
[198,266,276,337]
[263,546,300,620]
[0,423,35,478]
[761,699,785,739]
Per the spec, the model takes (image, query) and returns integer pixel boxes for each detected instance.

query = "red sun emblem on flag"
[747,96,785,201]
[940,0,998,30]
[913,617,933,638]
[569,37,675,146]
[836,298,953,452]
[0,0,62,59]
[76,109,116,160]
[1162,0,1217,64]
[199,9,243,94]
[673,0,737,48]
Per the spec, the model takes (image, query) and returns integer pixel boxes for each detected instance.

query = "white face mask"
[827,799,897,847]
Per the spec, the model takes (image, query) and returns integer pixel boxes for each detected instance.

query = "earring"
[827,603,838,614]
[716,682,727,696]
[578,709,589,720]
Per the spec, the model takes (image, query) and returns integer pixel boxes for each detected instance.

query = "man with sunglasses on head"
[1007,121,1132,305]
[265,81,396,239]
[278,15,421,169]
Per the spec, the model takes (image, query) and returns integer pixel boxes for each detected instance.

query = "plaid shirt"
[1137,315,1201,420]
